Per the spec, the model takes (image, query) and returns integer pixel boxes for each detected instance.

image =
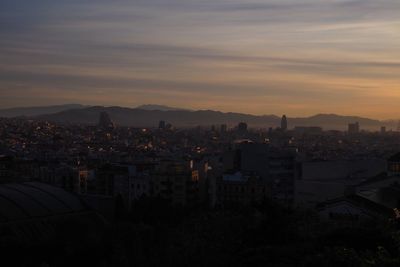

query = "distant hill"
[136,104,190,112]
[35,106,281,128]
[0,104,86,117]
[9,105,395,130]
[290,114,390,131]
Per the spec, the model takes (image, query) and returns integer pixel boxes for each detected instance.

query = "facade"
[130,172,150,201]
[314,154,400,224]
[94,163,148,210]
[295,159,387,208]
[348,122,360,134]
[214,172,268,207]
[152,160,199,206]
[222,142,297,205]
[0,156,35,183]
[356,174,400,210]
[318,195,394,225]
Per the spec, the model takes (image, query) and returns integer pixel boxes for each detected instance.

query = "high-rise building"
[98,112,114,129]
[237,122,248,134]
[281,115,288,131]
[381,126,386,134]
[348,122,360,134]
[159,120,166,129]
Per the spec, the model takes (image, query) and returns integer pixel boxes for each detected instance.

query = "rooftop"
[0,182,88,223]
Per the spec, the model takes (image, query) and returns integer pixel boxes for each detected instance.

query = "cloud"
[0,0,399,118]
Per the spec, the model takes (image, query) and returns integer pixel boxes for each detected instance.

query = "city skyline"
[1,0,400,119]
[2,102,400,121]
[2,2,400,265]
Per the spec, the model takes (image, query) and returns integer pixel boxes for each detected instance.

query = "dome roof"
[0,182,87,223]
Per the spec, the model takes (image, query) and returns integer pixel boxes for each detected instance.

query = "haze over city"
[1,0,400,119]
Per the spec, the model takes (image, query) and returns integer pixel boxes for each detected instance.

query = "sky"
[0,0,399,119]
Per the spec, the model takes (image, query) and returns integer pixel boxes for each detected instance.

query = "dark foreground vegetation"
[2,198,400,267]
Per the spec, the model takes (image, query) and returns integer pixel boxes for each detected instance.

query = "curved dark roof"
[0,182,87,223]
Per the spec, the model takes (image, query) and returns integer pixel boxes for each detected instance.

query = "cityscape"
[1,0,400,266]
[1,106,400,266]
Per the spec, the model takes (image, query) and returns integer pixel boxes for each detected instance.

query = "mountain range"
[0,104,86,117]
[136,104,190,112]
[0,104,396,130]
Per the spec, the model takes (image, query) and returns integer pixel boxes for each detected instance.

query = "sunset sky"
[0,0,399,118]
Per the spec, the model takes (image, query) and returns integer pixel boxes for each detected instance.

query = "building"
[237,122,248,134]
[152,160,199,206]
[98,111,115,129]
[281,115,288,131]
[318,170,400,224]
[356,174,400,209]
[317,194,395,225]
[295,159,387,208]
[159,120,166,129]
[0,182,106,246]
[222,142,297,205]
[213,172,268,207]
[0,156,36,183]
[348,122,360,134]
[94,163,145,210]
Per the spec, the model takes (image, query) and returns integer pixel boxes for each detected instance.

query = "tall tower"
[98,111,114,129]
[159,120,166,129]
[238,122,248,134]
[281,115,288,131]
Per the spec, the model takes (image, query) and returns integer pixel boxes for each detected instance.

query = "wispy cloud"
[0,0,399,118]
